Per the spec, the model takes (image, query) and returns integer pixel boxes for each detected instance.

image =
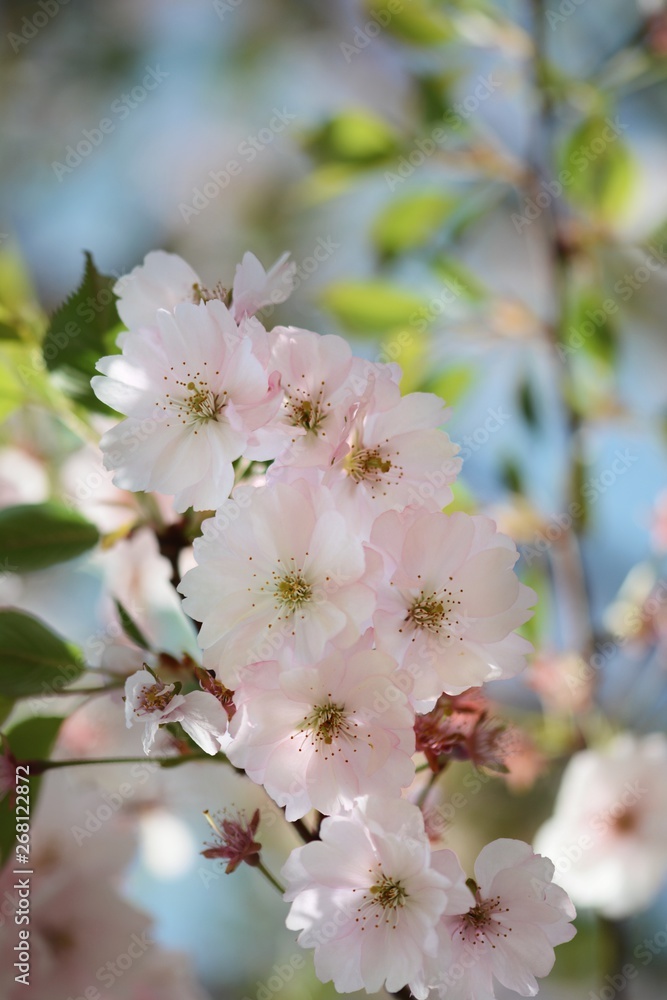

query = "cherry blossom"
[230,251,296,320]
[178,480,375,682]
[92,299,281,511]
[321,378,460,535]
[370,507,536,707]
[423,840,576,999]
[227,644,415,818]
[113,249,294,332]
[201,808,262,873]
[124,668,228,755]
[534,732,667,917]
[281,795,456,997]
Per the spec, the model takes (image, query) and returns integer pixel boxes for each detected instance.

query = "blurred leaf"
[43,251,121,412]
[320,281,426,334]
[0,319,21,341]
[302,110,400,167]
[372,192,456,256]
[422,363,475,406]
[445,478,477,514]
[517,378,539,429]
[0,610,85,699]
[0,502,99,572]
[365,0,453,44]
[0,715,65,865]
[560,116,636,221]
[415,72,459,124]
[516,563,548,649]
[0,355,24,422]
[562,288,617,366]
[115,599,151,651]
[500,456,524,495]
[431,256,487,301]
[0,696,13,727]
[0,243,37,314]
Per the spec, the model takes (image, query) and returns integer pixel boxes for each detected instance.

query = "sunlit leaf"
[302,110,400,167]
[320,281,426,334]
[365,0,453,45]
[372,192,456,256]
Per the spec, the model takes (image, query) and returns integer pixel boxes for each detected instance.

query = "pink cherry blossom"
[124,668,228,755]
[258,326,359,467]
[227,644,415,819]
[230,251,296,320]
[321,378,461,535]
[178,480,375,682]
[371,507,536,707]
[114,250,202,332]
[423,839,576,999]
[282,795,457,997]
[534,732,667,917]
[92,299,281,511]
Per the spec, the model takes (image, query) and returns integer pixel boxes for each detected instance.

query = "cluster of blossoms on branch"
[92,249,575,998]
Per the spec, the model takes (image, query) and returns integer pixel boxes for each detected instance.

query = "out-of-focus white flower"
[282,795,456,997]
[228,644,415,818]
[422,840,576,999]
[124,668,228,755]
[534,732,667,918]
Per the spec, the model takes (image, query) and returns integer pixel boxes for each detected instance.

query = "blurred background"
[1,0,667,997]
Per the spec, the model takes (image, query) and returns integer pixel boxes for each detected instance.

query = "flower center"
[458,888,511,946]
[275,571,313,612]
[287,396,322,432]
[185,384,224,422]
[191,281,229,305]
[407,594,446,632]
[138,682,175,715]
[370,875,408,911]
[401,584,466,642]
[344,446,392,484]
[304,702,349,745]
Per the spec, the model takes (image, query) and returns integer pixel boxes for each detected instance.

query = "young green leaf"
[42,251,121,411]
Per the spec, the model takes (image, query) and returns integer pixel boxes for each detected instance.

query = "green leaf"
[115,599,152,651]
[42,251,121,411]
[560,116,636,221]
[0,355,24,422]
[320,281,426,334]
[0,502,99,572]
[517,378,539,429]
[0,716,64,864]
[561,288,617,365]
[431,256,486,302]
[0,696,13,727]
[372,193,456,256]
[303,111,400,167]
[365,0,453,44]
[0,610,85,699]
[422,364,475,407]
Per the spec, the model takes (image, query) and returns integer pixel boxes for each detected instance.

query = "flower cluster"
[95,250,573,998]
